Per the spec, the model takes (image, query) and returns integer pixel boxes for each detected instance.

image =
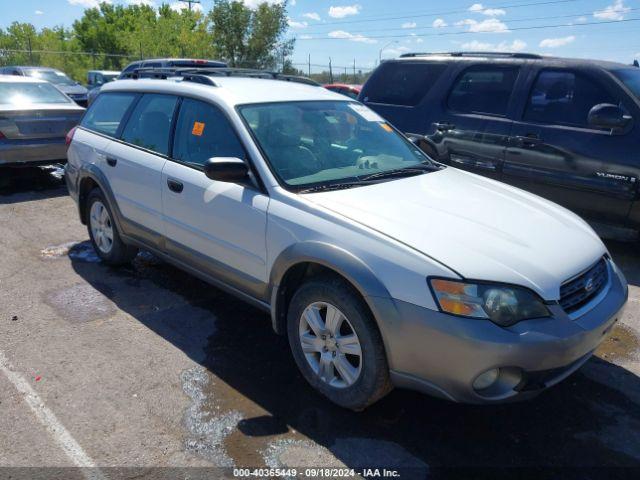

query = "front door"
[161,98,269,300]
[430,64,521,180]
[502,67,638,226]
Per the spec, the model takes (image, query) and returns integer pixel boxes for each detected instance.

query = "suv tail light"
[65,126,78,148]
[0,131,5,140]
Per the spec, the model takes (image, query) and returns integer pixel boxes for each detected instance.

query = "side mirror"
[588,103,632,134]
[203,157,249,183]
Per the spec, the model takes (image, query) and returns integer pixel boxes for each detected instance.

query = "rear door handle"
[106,157,117,167]
[434,122,455,132]
[167,178,184,193]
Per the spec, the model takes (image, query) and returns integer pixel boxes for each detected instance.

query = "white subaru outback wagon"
[65,69,628,410]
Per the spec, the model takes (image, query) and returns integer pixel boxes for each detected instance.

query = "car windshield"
[614,68,640,100]
[238,101,435,189]
[24,69,76,86]
[103,74,119,83]
[0,82,72,105]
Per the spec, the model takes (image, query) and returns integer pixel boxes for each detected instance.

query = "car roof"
[9,66,61,71]
[89,70,120,75]
[0,74,47,84]
[392,52,631,70]
[324,83,361,89]
[101,76,346,106]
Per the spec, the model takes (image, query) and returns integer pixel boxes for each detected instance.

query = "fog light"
[473,368,500,391]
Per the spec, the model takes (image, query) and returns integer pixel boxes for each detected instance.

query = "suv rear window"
[362,62,447,106]
[81,92,137,137]
[448,65,519,116]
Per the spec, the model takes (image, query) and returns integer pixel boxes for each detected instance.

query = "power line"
[295,17,640,42]
[294,0,581,28]
[299,7,640,36]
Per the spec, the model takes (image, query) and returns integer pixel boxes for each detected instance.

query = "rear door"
[502,67,638,226]
[104,93,179,246]
[161,98,269,299]
[430,63,521,180]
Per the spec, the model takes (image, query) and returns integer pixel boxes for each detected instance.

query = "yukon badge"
[595,172,636,182]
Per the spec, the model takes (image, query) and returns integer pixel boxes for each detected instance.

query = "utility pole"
[27,35,33,63]
[308,54,311,77]
[179,0,201,11]
[353,58,356,83]
[329,57,333,83]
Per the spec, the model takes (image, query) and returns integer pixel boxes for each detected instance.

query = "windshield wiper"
[298,181,372,194]
[359,165,433,182]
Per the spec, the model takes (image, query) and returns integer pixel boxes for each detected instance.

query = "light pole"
[379,40,398,63]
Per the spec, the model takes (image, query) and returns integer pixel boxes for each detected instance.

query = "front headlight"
[429,278,550,327]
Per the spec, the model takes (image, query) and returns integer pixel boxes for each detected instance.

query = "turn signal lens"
[430,279,486,318]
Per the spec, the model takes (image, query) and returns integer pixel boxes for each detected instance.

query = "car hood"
[57,84,88,95]
[305,167,606,300]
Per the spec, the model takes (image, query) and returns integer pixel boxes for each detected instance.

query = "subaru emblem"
[584,277,595,292]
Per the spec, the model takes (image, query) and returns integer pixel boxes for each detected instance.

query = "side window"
[448,65,519,116]
[172,98,245,167]
[524,70,617,127]
[81,92,137,137]
[120,94,178,155]
[363,62,448,106]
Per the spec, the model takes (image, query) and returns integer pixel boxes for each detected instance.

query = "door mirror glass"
[203,157,249,182]
[588,103,632,133]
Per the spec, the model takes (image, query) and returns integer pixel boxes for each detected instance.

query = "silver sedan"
[0,75,84,166]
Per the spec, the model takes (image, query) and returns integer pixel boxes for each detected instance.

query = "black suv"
[360,52,640,240]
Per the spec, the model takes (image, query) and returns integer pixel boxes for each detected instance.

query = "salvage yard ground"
[1,167,639,478]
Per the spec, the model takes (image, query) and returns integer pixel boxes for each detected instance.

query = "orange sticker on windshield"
[192,122,205,136]
[380,123,393,132]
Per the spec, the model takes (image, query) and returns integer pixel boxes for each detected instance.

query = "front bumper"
[370,260,628,403]
[0,138,67,165]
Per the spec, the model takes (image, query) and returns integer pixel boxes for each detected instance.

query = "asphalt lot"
[1,167,640,479]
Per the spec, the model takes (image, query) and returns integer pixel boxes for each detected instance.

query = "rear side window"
[120,94,178,155]
[362,62,447,106]
[172,98,245,167]
[524,70,617,127]
[81,92,137,137]
[448,65,519,116]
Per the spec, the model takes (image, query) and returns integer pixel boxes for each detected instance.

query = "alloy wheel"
[298,301,363,388]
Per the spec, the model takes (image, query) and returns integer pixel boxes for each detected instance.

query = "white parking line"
[0,350,105,480]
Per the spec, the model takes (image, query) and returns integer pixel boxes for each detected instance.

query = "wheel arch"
[269,242,394,336]
[77,165,124,233]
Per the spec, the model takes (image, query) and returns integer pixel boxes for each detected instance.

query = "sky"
[1,0,639,72]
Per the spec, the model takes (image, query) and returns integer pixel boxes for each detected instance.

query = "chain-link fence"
[0,48,375,85]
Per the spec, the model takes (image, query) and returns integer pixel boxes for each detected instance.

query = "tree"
[208,0,294,70]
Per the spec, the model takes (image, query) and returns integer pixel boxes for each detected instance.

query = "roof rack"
[122,67,320,87]
[399,51,544,60]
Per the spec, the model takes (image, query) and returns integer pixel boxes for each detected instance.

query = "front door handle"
[512,135,542,148]
[106,157,117,167]
[167,179,184,193]
[434,122,455,132]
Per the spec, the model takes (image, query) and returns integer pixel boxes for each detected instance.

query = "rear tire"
[287,274,392,410]
[86,188,138,265]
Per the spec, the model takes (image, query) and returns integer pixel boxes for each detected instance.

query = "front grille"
[559,258,608,314]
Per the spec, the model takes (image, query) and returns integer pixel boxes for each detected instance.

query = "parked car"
[324,83,362,99]
[86,70,120,105]
[87,70,120,89]
[87,58,228,106]
[65,69,627,410]
[360,52,640,241]
[0,75,84,167]
[0,66,89,106]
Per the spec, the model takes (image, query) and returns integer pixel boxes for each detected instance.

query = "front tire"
[287,275,392,410]
[86,188,138,265]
